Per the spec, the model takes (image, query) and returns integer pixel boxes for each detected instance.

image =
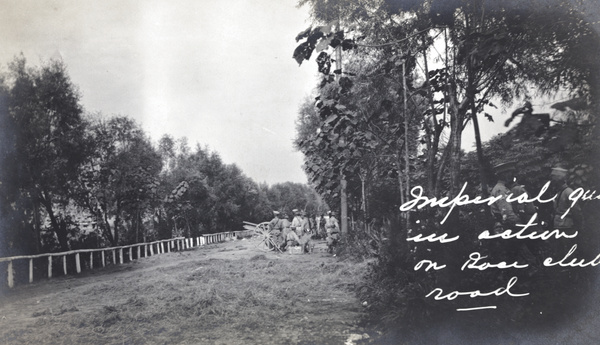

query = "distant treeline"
[0,56,325,256]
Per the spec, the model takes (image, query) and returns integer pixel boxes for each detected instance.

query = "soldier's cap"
[551,166,568,176]
[292,209,300,214]
[493,161,517,174]
[273,210,280,215]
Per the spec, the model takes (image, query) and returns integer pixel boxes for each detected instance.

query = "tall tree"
[3,56,87,251]
[75,115,161,246]
[295,0,599,202]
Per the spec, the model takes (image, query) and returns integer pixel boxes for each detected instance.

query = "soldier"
[308,213,316,235]
[291,209,303,237]
[299,211,314,253]
[318,213,327,239]
[490,161,520,233]
[550,166,583,232]
[268,211,284,249]
[325,211,341,254]
[491,161,539,264]
[268,211,282,231]
[282,212,301,250]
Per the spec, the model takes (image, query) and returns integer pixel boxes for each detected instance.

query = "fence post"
[7,260,14,288]
[75,253,81,274]
[62,255,67,275]
[29,258,34,283]
[129,247,133,261]
[90,252,94,269]
[167,241,171,253]
[177,240,180,252]
[160,242,164,254]
[102,250,105,267]
[137,245,141,259]
[119,249,124,264]
[150,243,154,256]
[48,256,52,278]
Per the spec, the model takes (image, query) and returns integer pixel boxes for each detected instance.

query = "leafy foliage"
[1,56,87,252]
[295,0,600,335]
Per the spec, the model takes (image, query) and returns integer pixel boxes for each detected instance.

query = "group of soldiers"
[490,161,583,234]
[482,160,585,276]
[267,209,341,254]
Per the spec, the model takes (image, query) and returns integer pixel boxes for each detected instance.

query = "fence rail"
[0,229,255,289]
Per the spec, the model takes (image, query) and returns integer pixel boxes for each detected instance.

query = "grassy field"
[0,239,372,345]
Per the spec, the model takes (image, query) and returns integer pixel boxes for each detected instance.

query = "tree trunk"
[40,195,69,251]
[334,26,348,236]
[402,59,411,228]
[114,208,121,246]
[465,15,489,198]
[33,199,41,253]
[101,205,115,246]
[422,40,440,197]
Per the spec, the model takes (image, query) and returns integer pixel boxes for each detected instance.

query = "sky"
[0,0,571,186]
[0,0,319,185]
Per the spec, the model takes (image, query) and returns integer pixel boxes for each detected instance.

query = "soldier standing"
[299,211,314,253]
[283,212,301,249]
[269,211,282,231]
[291,209,303,237]
[490,161,539,264]
[490,161,520,232]
[550,167,583,232]
[268,211,284,249]
[325,211,341,255]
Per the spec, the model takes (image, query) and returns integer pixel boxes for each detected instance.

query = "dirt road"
[0,238,371,345]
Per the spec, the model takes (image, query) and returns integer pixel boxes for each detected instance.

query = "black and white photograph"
[1,0,600,344]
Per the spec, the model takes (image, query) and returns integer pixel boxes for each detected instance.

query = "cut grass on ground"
[0,239,369,345]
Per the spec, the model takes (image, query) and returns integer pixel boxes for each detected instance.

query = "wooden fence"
[0,229,255,289]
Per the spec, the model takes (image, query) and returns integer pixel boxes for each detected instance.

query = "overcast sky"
[0,0,569,186]
[0,0,319,185]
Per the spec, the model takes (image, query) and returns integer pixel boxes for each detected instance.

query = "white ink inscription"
[407,233,459,243]
[544,244,600,268]
[426,276,529,301]
[461,252,528,271]
[479,213,578,241]
[399,182,555,224]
